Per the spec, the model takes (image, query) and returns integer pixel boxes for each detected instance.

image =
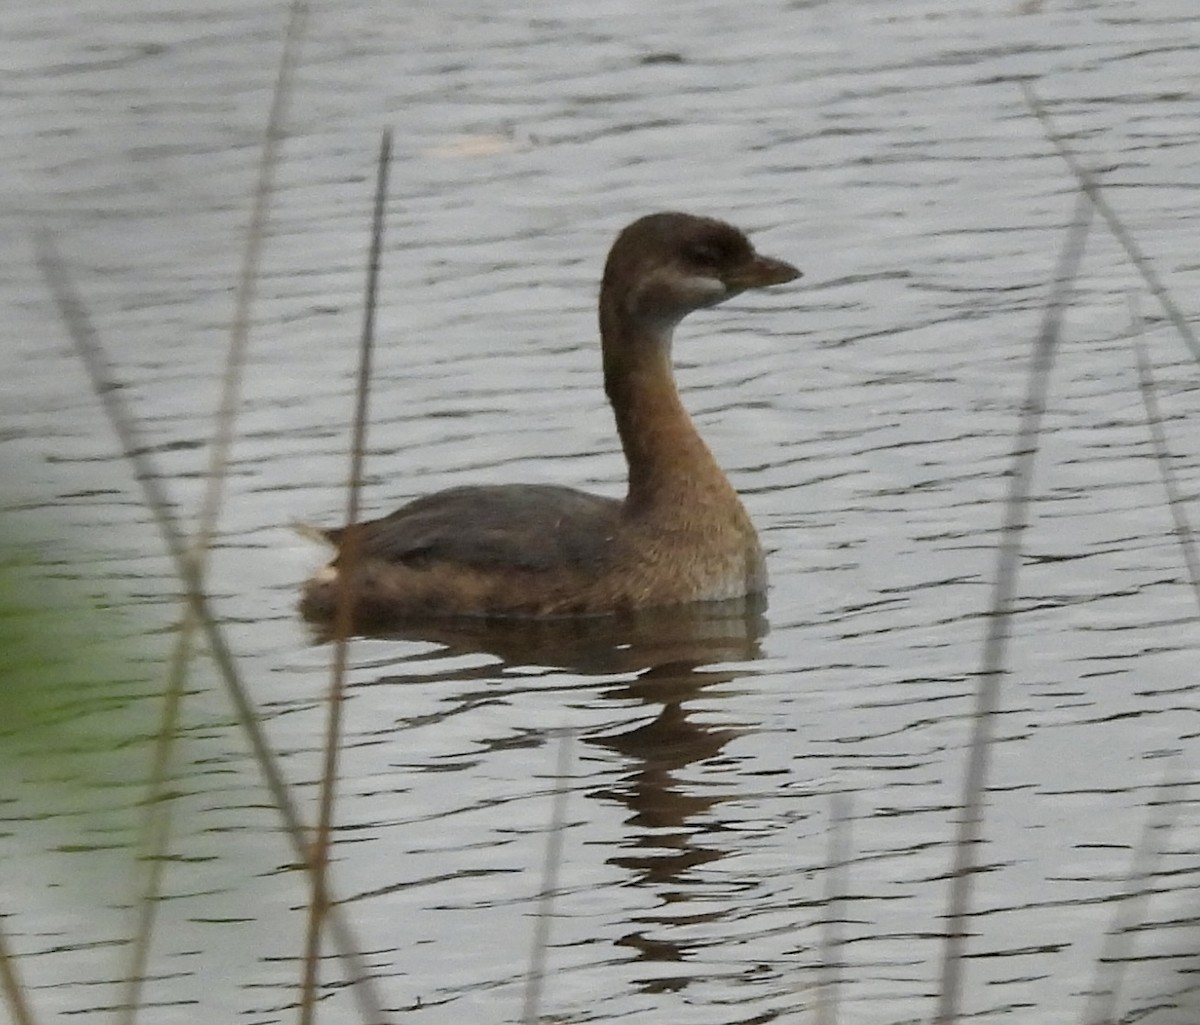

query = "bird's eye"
[686,244,723,267]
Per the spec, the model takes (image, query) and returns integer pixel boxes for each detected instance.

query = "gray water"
[2,0,1200,1022]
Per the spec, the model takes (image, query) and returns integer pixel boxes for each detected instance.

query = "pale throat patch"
[683,273,729,307]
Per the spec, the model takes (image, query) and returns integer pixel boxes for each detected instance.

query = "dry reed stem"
[1022,79,1200,1023]
[1131,340,1200,614]
[522,730,575,1025]
[35,235,393,1025]
[299,128,392,1025]
[1082,770,1186,1025]
[120,3,309,1020]
[933,191,1093,1025]
[815,792,851,1025]
[1021,81,1200,366]
[0,925,40,1025]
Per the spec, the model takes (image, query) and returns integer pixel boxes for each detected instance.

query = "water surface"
[2,1,1200,1022]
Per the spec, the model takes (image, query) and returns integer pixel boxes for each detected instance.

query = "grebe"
[300,212,800,626]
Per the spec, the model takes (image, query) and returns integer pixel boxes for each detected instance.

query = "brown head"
[599,212,801,341]
[597,212,800,513]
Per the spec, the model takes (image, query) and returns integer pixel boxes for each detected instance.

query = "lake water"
[2,0,1199,1022]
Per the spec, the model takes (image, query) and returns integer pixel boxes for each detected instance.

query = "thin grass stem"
[120,5,309,1020]
[1020,81,1200,366]
[1131,338,1200,615]
[522,730,575,1025]
[0,923,40,1025]
[298,128,392,1025]
[1082,770,1186,1025]
[934,192,1093,1025]
[815,792,851,1025]
[35,234,393,1025]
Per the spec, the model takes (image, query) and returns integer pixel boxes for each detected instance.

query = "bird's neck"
[600,308,737,516]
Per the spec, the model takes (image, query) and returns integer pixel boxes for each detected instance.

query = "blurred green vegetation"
[0,520,164,829]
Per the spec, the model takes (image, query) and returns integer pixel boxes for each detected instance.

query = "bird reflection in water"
[319,597,763,988]
[327,596,767,993]
[588,631,760,993]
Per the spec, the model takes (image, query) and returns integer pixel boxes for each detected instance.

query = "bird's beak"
[724,253,802,292]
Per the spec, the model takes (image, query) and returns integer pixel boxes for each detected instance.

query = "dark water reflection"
[349,599,768,987]
[316,595,767,675]
[592,694,746,987]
